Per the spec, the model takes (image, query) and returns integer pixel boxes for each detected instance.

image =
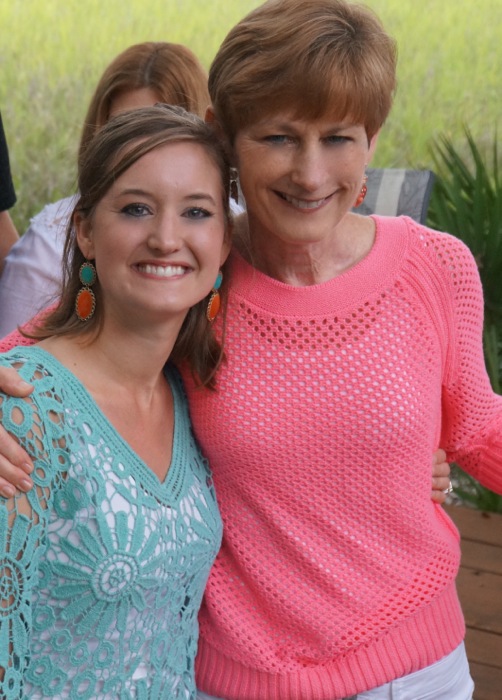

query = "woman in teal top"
[0,105,231,699]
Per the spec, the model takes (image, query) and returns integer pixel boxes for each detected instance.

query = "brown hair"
[79,42,210,161]
[32,105,231,388]
[208,0,397,142]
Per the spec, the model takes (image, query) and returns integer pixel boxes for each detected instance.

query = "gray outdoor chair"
[355,168,435,224]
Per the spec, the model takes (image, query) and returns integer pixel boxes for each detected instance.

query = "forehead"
[108,141,224,195]
[109,87,161,118]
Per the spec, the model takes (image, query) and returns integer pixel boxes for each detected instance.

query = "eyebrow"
[185,192,218,206]
[115,189,218,206]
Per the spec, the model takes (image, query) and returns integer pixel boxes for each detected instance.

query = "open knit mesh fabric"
[184,217,502,699]
[0,348,222,700]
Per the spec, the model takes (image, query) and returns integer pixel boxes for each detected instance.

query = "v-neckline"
[27,346,186,499]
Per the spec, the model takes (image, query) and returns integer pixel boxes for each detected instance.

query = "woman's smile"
[275,190,335,211]
[134,262,192,279]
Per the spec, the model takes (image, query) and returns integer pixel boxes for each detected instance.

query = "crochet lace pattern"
[0,347,222,699]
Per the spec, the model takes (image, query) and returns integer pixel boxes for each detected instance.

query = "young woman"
[0,105,231,699]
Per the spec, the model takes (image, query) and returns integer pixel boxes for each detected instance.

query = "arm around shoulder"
[438,233,502,494]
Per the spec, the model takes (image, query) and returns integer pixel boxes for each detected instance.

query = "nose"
[146,212,181,253]
[289,143,328,193]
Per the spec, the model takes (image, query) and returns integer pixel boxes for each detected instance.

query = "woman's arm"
[0,362,452,499]
[438,235,502,494]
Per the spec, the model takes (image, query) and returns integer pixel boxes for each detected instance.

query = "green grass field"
[1,0,500,232]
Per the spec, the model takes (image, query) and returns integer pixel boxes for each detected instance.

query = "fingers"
[432,449,450,475]
[431,476,450,503]
[0,366,34,396]
[431,448,452,504]
[0,425,34,498]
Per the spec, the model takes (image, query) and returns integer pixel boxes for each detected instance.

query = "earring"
[206,270,223,322]
[230,168,239,204]
[354,175,368,208]
[75,261,97,321]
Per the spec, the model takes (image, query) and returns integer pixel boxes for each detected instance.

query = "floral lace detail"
[0,348,222,699]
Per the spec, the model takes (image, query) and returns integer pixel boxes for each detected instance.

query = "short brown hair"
[32,105,231,388]
[79,42,210,162]
[208,0,397,142]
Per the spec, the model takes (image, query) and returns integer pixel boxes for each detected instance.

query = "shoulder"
[0,349,68,465]
[0,347,68,404]
[377,216,481,284]
[396,216,476,265]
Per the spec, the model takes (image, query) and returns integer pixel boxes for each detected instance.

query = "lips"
[136,263,189,277]
[278,192,332,210]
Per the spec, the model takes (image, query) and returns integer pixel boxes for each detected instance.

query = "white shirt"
[0,196,76,335]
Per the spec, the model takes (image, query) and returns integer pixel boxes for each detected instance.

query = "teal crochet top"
[0,347,223,700]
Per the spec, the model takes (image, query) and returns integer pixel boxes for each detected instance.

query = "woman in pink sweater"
[1,1,500,698]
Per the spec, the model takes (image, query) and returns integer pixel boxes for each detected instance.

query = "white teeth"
[138,264,187,277]
[282,193,327,209]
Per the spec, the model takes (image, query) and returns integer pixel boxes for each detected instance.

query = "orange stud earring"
[206,271,223,322]
[354,175,368,208]
[75,261,97,321]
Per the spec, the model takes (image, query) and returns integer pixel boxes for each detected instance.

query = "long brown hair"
[29,105,232,388]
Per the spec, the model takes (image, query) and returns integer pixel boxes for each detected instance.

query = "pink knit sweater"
[2,216,502,699]
[184,216,502,699]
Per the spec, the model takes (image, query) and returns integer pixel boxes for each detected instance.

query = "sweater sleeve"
[0,307,55,353]
[0,355,65,697]
[438,234,502,494]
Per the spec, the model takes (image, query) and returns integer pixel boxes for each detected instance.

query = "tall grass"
[1,0,501,232]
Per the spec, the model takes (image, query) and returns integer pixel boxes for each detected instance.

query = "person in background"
[0,111,19,272]
[0,104,231,699]
[0,42,210,336]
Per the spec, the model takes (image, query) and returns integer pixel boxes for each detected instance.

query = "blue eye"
[121,203,151,217]
[263,135,292,144]
[325,135,351,145]
[184,207,212,219]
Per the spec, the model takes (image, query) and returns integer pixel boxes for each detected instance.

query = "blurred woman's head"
[79,41,210,160]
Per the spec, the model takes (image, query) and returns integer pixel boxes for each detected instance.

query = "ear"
[74,210,95,260]
[367,130,380,164]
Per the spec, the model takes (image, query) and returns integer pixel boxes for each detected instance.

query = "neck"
[235,211,376,286]
[39,313,186,402]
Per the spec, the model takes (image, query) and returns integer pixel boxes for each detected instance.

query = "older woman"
[183,1,502,699]
[0,1,498,699]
